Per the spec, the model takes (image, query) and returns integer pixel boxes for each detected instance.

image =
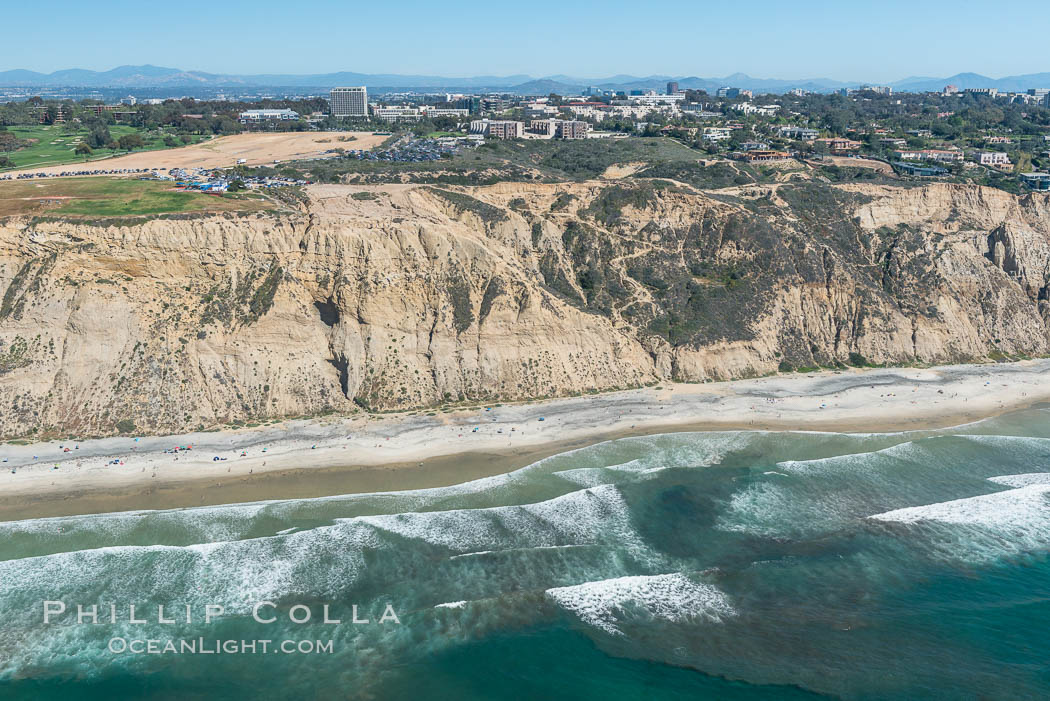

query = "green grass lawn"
[0,177,274,218]
[0,125,205,171]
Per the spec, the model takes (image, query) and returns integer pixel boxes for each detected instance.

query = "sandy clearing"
[811,156,895,174]
[3,131,388,177]
[601,162,647,179]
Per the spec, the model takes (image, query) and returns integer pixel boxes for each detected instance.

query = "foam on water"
[546,573,735,635]
[0,500,269,544]
[988,473,1050,488]
[0,425,945,560]
[956,434,1050,450]
[715,442,925,538]
[774,440,924,476]
[868,484,1050,564]
[553,458,671,487]
[6,408,1050,696]
[357,484,637,553]
[0,482,649,654]
[869,484,1050,525]
[0,518,384,626]
[0,432,672,557]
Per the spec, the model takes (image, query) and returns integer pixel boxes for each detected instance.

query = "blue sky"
[1,0,1047,81]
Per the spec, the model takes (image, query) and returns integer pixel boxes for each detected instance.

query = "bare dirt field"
[811,155,895,174]
[4,131,388,177]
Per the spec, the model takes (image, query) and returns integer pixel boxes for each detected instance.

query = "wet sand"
[1,359,1048,521]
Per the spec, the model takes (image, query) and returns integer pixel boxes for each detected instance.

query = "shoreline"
[1,359,1048,521]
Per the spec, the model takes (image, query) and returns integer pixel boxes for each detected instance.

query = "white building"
[977,151,1011,167]
[420,107,470,118]
[330,86,368,117]
[238,109,300,123]
[702,127,733,142]
[372,106,422,122]
[893,149,964,163]
[625,94,685,106]
[733,103,780,116]
[524,104,560,119]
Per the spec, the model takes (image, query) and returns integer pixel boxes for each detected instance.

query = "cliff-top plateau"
[1,177,1048,438]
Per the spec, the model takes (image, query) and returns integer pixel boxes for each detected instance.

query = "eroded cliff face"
[0,179,1047,437]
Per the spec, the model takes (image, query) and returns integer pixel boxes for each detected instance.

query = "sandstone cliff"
[0,179,1047,437]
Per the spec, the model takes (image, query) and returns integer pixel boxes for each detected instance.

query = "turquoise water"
[3,409,1050,699]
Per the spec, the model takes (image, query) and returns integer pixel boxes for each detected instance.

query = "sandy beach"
[1,359,1048,520]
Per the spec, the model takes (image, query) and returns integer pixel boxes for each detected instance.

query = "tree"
[0,131,20,152]
[0,155,13,168]
[86,125,112,149]
[118,133,144,151]
[75,142,93,158]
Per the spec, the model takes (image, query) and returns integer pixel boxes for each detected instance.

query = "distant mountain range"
[1,65,1049,95]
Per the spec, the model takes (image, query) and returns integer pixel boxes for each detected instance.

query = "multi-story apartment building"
[330,87,368,117]
[528,119,557,136]
[470,120,524,139]
[555,120,589,139]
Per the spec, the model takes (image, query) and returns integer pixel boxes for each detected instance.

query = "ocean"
[2,408,1050,700]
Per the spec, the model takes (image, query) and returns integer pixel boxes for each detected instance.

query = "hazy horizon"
[2,0,1048,83]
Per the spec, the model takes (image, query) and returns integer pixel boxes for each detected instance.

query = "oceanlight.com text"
[108,638,335,655]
